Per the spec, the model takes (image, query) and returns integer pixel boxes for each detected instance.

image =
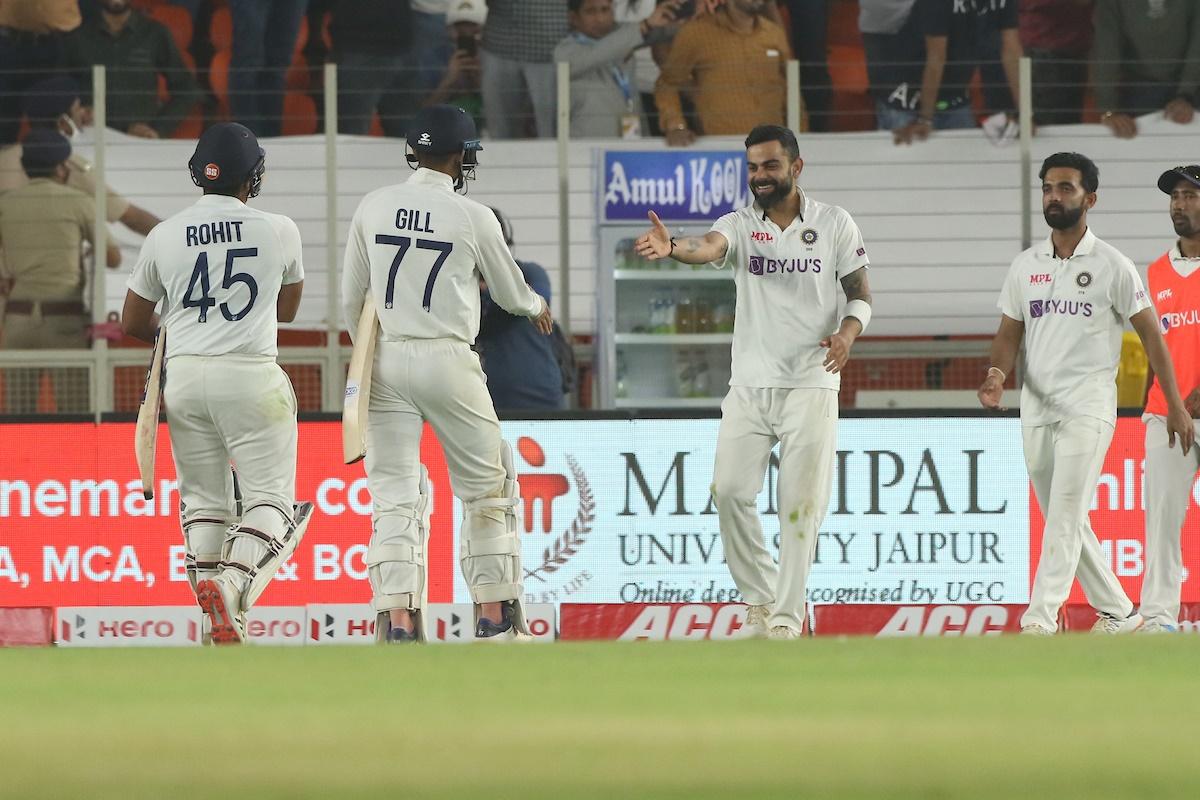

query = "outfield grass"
[2,637,1199,799]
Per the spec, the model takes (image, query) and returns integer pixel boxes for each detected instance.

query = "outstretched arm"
[634,210,728,265]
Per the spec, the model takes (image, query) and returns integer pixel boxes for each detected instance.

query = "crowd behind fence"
[1,18,1198,416]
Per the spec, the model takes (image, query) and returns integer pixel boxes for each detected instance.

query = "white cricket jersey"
[710,194,870,389]
[998,228,1151,427]
[341,168,543,343]
[127,194,304,359]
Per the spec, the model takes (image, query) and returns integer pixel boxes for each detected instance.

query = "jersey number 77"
[375,235,453,311]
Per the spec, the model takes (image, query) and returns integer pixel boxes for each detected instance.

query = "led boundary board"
[1,418,1195,609]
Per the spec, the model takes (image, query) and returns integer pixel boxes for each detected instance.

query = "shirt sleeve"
[275,215,305,285]
[471,206,544,318]
[127,227,165,302]
[340,200,371,339]
[653,21,700,132]
[709,212,739,270]
[997,257,1024,321]
[833,207,870,279]
[1110,255,1152,320]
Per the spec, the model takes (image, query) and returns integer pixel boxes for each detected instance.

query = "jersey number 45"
[183,248,259,323]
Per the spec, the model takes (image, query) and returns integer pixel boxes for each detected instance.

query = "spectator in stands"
[553,0,678,138]
[477,207,566,411]
[655,0,791,145]
[480,0,569,138]
[781,0,833,132]
[64,0,200,139]
[0,77,160,236]
[1018,0,1092,126]
[0,0,81,146]
[891,0,1022,146]
[0,130,120,414]
[332,0,415,135]
[1092,0,1200,139]
[227,0,309,138]
[861,0,934,131]
[423,0,487,130]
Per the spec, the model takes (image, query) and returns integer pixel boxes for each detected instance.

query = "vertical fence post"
[786,59,801,133]
[556,62,571,348]
[324,62,341,413]
[1018,56,1033,251]
[91,65,110,422]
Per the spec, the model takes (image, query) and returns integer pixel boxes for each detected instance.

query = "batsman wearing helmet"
[341,104,553,643]
[121,122,311,644]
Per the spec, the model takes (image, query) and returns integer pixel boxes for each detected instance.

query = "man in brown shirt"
[654,0,791,145]
[0,0,82,144]
[0,129,121,414]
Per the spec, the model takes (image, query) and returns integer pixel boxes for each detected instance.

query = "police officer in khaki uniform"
[0,129,121,413]
[0,76,160,235]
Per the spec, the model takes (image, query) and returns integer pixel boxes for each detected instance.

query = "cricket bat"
[343,293,378,464]
[134,327,166,500]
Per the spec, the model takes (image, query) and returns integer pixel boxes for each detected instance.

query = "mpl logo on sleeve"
[813,604,1024,637]
[245,606,306,646]
[57,606,202,647]
[559,603,752,641]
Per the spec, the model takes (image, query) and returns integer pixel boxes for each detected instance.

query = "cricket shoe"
[385,626,420,644]
[196,575,246,645]
[737,605,770,639]
[1136,620,1178,634]
[1091,612,1144,635]
[767,625,802,640]
[474,617,531,643]
[1020,623,1056,636]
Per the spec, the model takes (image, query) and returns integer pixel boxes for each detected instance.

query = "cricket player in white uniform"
[1137,165,1200,633]
[341,104,553,643]
[122,122,310,645]
[978,152,1194,635]
[635,124,873,639]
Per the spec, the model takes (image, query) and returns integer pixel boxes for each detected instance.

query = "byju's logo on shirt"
[1029,299,1093,319]
[1161,309,1200,332]
[749,256,822,276]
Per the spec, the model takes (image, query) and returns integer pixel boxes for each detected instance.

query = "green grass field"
[3,637,1199,799]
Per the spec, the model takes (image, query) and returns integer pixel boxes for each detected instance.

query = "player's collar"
[409,167,456,189]
[194,194,245,208]
[1038,226,1096,258]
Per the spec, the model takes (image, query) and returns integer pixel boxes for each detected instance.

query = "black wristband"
[669,236,677,254]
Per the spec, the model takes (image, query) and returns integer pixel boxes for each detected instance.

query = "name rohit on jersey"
[185,221,245,246]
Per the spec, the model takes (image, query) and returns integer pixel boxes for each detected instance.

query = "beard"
[1173,215,1198,237]
[750,176,793,210]
[1043,203,1084,230]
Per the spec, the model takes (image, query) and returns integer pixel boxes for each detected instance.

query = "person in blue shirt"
[477,207,566,410]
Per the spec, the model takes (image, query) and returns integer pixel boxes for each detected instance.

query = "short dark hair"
[744,124,799,161]
[1039,152,1099,193]
[22,162,60,179]
[568,0,599,12]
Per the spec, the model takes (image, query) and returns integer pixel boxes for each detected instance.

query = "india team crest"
[801,228,818,245]
[1075,271,1093,288]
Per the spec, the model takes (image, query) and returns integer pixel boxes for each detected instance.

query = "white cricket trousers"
[164,356,298,524]
[712,386,837,632]
[365,337,506,520]
[1021,416,1133,631]
[1139,415,1200,627]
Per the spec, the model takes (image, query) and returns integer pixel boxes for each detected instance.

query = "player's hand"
[665,127,695,147]
[893,119,931,145]
[1165,97,1195,124]
[1185,387,1200,418]
[1167,403,1195,455]
[634,211,673,260]
[127,122,159,139]
[820,332,852,373]
[531,295,553,335]
[978,375,1005,410]
[1102,112,1137,139]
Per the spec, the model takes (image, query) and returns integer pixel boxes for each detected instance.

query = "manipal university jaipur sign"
[601,151,749,222]
[450,419,1031,607]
